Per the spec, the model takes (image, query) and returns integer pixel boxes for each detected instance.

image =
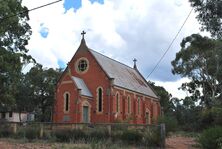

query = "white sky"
[22,0,205,99]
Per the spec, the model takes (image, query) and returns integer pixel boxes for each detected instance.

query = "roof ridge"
[89,48,136,71]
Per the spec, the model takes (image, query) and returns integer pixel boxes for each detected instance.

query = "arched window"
[127,96,131,113]
[97,87,103,112]
[64,92,70,112]
[138,97,140,114]
[116,92,119,112]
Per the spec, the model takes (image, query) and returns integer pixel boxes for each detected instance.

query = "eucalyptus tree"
[189,0,222,39]
[0,0,34,108]
[172,34,222,109]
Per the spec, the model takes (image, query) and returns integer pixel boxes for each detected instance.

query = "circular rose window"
[76,58,89,73]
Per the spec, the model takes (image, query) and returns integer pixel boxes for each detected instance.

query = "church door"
[83,106,89,123]
[145,112,149,124]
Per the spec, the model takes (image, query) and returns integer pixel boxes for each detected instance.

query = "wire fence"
[0,122,165,148]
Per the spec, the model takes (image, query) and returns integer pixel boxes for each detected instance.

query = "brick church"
[53,32,161,124]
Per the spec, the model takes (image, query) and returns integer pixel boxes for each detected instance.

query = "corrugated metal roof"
[89,50,158,98]
[72,76,93,98]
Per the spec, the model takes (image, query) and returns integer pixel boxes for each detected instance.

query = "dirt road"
[0,136,199,149]
[166,135,199,149]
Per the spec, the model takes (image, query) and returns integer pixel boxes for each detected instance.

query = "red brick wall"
[53,44,161,124]
[54,46,111,123]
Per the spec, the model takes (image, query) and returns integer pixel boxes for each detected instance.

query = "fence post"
[107,125,112,136]
[12,123,17,134]
[40,123,44,138]
[160,123,166,148]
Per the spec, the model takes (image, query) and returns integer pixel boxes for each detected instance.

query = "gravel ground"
[166,135,199,149]
[0,136,199,149]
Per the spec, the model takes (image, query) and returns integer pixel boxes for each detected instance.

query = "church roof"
[72,76,93,98]
[89,49,158,99]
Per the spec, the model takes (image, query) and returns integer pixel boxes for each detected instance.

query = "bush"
[17,126,40,140]
[89,129,109,141]
[142,127,161,146]
[53,129,87,142]
[0,127,12,137]
[158,115,178,135]
[53,129,73,142]
[120,129,142,144]
[199,126,222,149]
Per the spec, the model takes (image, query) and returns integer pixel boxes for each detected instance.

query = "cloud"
[22,0,203,97]
[154,78,191,99]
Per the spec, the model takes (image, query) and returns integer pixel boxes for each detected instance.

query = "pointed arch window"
[116,92,120,112]
[64,92,70,112]
[97,87,103,112]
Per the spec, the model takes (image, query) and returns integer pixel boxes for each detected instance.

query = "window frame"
[97,87,103,113]
[75,57,89,74]
[64,92,70,113]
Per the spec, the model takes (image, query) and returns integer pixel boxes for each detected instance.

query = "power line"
[0,0,62,23]
[146,7,194,79]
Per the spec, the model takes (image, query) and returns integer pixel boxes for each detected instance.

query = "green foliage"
[142,127,161,146]
[189,0,222,38]
[120,129,142,144]
[149,82,174,115]
[211,107,222,125]
[172,34,222,109]
[89,128,109,141]
[54,129,87,142]
[158,115,178,135]
[0,126,12,137]
[198,126,222,149]
[16,126,40,140]
[0,0,34,109]
[24,64,62,122]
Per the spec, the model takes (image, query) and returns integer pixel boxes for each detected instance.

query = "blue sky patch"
[63,0,81,12]
[57,59,66,69]
[39,25,49,38]
[90,0,104,4]
[63,0,104,12]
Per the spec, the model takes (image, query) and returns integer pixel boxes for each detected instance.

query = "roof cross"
[133,58,137,69]
[81,30,86,39]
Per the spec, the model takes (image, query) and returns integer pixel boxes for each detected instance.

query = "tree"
[0,0,33,109]
[25,64,62,122]
[15,73,35,121]
[149,82,174,115]
[171,34,222,109]
[189,0,222,39]
[171,97,202,131]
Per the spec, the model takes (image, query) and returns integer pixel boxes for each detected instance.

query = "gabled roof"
[71,76,93,98]
[89,49,158,99]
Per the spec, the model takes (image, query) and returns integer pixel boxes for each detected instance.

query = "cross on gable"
[81,30,86,39]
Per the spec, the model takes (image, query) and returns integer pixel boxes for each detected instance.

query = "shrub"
[89,129,109,141]
[120,129,142,144]
[53,129,73,142]
[53,129,87,142]
[0,127,12,137]
[142,127,161,146]
[17,126,40,140]
[158,115,178,135]
[72,129,87,141]
[198,126,222,149]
